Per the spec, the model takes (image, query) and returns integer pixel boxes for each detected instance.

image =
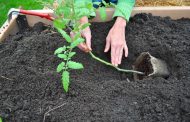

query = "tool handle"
[20,9,54,21]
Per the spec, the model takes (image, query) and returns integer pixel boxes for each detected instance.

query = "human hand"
[104,17,128,66]
[70,16,92,53]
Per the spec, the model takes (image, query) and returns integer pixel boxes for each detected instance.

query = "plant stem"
[89,51,144,75]
[72,0,75,16]
[63,0,76,72]
[64,48,73,71]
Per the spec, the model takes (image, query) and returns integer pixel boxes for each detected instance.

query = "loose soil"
[0,14,190,122]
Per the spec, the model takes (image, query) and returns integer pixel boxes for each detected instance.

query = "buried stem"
[89,51,144,75]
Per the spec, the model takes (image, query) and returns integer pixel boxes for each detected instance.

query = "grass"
[0,0,43,26]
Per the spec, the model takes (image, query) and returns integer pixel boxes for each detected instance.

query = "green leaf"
[58,54,67,59]
[53,19,65,29]
[99,7,107,21]
[57,28,72,43]
[73,22,80,32]
[86,2,93,10]
[54,46,66,55]
[102,0,107,6]
[57,62,65,73]
[75,9,92,19]
[42,0,54,5]
[73,32,81,41]
[62,71,70,92]
[68,61,83,69]
[68,52,76,58]
[56,6,71,18]
[0,117,2,122]
[74,2,86,8]
[80,23,91,30]
[57,0,62,4]
[70,38,84,48]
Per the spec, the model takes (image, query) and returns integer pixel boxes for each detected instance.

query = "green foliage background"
[0,0,42,26]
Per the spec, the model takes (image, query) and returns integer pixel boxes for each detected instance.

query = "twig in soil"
[89,52,144,75]
[43,103,66,122]
[0,76,13,81]
[127,78,131,82]
[45,31,58,36]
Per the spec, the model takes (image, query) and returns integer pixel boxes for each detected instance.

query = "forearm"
[113,0,135,21]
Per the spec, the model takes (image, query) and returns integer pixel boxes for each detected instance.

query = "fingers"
[115,43,128,66]
[118,47,123,64]
[105,35,118,66]
[104,37,111,52]
[81,27,92,51]
[78,43,90,53]
[115,47,120,66]
[70,32,75,38]
[106,35,124,66]
[71,28,92,53]
[117,43,128,65]
[111,45,117,66]
[84,35,92,51]
[113,46,123,66]
[124,44,128,57]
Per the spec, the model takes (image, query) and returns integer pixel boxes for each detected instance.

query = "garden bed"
[1,7,190,42]
[0,14,190,122]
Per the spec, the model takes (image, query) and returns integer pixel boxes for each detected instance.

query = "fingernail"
[104,48,108,52]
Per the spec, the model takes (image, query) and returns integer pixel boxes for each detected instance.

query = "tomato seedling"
[39,0,143,92]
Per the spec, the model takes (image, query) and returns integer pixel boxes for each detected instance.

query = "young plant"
[39,0,143,92]
[39,0,96,92]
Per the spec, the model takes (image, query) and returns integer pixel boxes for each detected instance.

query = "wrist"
[80,16,88,24]
[114,17,127,28]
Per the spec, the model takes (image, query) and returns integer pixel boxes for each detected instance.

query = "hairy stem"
[64,48,72,71]
[89,51,144,75]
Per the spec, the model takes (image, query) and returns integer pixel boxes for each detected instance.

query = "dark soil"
[0,14,190,122]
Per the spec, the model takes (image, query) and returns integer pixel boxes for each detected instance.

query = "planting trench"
[0,14,190,122]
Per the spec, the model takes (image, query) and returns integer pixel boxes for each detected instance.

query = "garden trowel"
[8,8,54,22]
